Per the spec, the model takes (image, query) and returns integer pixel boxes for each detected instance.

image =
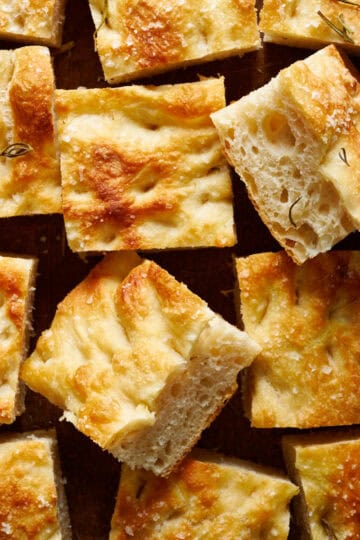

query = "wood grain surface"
[0,1,359,538]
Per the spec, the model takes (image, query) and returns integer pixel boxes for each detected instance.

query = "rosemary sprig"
[321,518,338,539]
[289,196,302,228]
[93,0,109,43]
[0,142,33,158]
[335,0,360,7]
[339,147,350,166]
[329,297,357,317]
[317,10,354,43]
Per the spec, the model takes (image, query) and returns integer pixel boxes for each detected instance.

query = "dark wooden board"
[0,1,359,538]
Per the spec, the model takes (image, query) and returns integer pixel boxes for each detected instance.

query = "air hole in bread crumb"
[200,376,213,386]
[279,156,291,166]
[164,440,172,455]
[155,457,164,468]
[247,118,258,135]
[251,145,259,155]
[262,112,295,147]
[298,224,318,247]
[201,194,210,204]
[293,168,301,179]
[226,128,235,140]
[242,171,258,195]
[285,238,296,248]
[280,189,289,203]
[198,394,209,405]
[146,124,159,131]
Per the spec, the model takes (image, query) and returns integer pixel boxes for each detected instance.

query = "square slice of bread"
[235,250,360,429]
[21,251,260,476]
[282,431,360,539]
[55,78,236,252]
[88,0,260,84]
[211,45,360,264]
[0,429,71,539]
[110,450,298,539]
[0,46,61,216]
[0,0,67,47]
[0,254,37,425]
[260,0,360,53]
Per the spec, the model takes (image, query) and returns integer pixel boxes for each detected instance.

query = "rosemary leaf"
[321,518,338,539]
[336,0,360,7]
[329,297,357,317]
[317,10,355,43]
[0,142,33,158]
[289,196,302,228]
[339,147,350,166]
[93,0,109,44]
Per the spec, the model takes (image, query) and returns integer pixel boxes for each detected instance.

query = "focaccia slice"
[260,0,360,52]
[21,252,260,476]
[0,46,61,216]
[212,45,360,264]
[0,254,37,425]
[0,0,67,47]
[110,451,298,539]
[0,430,71,539]
[283,432,360,539]
[236,250,360,428]
[88,0,260,84]
[55,78,236,252]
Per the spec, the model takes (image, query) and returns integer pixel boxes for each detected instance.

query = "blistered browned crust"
[89,0,259,83]
[110,455,297,539]
[21,252,220,449]
[236,251,360,428]
[0,430,65,539]
[260,0,360,51]
[55,79,235,252]
[0,254,37,425]
[278,45,360,143]
[0,0,66,46]
[283,433,360,539]
[0,46,61,216]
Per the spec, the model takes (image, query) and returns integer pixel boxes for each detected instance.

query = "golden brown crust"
[0,46,61,216]
[89,0,259,83]
[236,250,360,428]
[110,454,297,539]
[21,252,259,475]
[55,79,236,252]
[0,254,37,425]
[283,432,360,539]
[0,0,66,47]
[21,252,215,448]
[0,430,67,539]
[260,0,360,52]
